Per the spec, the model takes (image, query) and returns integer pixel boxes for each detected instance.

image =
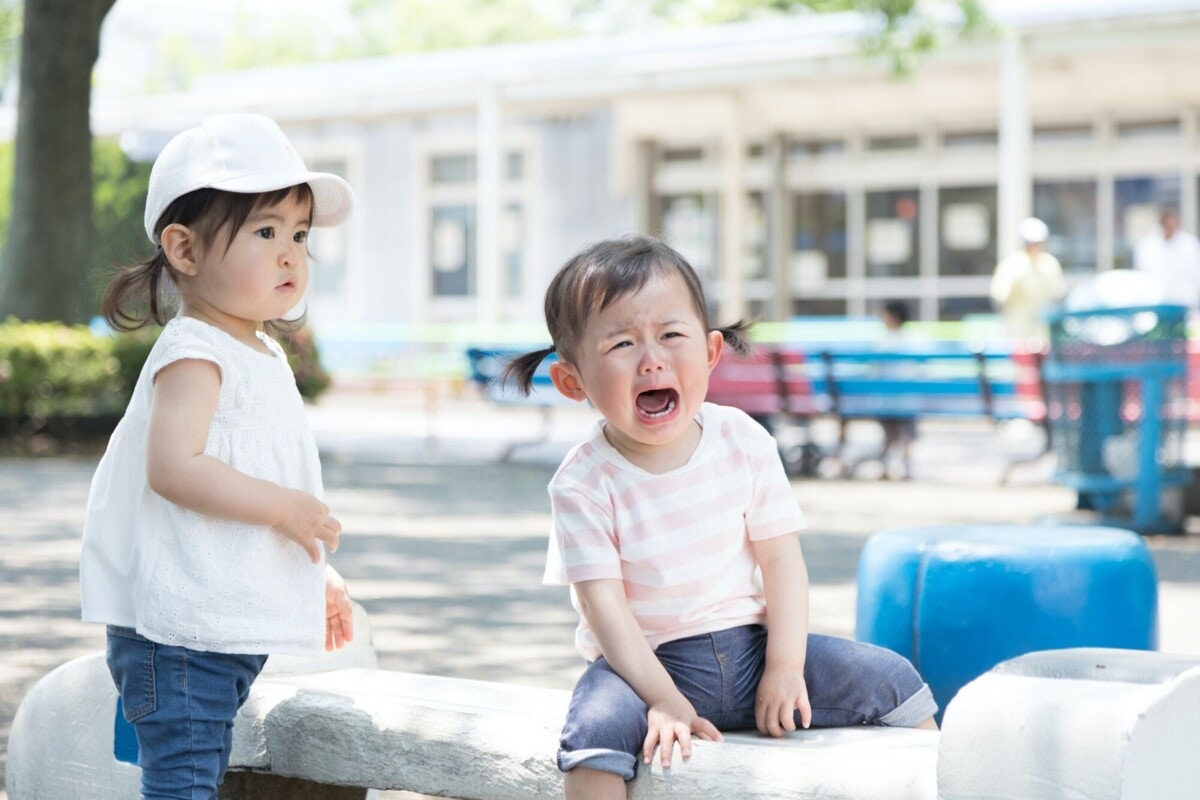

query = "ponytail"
[500,346,556,396]
[100,250,175,332]
[714,318,754,356]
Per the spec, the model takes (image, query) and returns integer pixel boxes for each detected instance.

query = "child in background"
[80,114,356,799]
[878,300,917,480]
[505,235,936,800]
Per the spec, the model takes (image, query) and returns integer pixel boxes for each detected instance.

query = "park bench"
[706,342,1047,479]
[467,339,1048,476]
[465,346,576,461]
[10,603,1200,799]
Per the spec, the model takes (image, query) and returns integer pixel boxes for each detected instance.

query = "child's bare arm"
[324,565,354,651]
[751,533,812,737]
[146,359,341,563]
[575,578,723,767]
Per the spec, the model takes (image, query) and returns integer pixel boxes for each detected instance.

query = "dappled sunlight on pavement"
[3,390,1200,798]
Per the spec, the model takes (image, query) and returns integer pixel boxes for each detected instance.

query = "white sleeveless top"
[80,316,326,655]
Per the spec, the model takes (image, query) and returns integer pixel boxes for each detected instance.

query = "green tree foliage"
[0,0,21,91]
[0,137,153,319]
[152,0,989,89]
[89,140,153,316]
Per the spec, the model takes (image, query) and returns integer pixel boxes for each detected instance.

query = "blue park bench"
[466,347,576,460]
[467,341,1048,475]
[706,341,1047,478]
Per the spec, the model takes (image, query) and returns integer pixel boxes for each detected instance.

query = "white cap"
[143,113,353,242]
[1018,217,1049,245]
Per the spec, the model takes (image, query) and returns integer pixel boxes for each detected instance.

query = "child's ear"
[160,224,199,277]
[549,361,588,402]
[706,330,724,372]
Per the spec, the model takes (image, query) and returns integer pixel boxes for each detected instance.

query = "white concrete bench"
[9,608,1200,799]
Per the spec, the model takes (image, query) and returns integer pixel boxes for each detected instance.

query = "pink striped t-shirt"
[544,402,805,660]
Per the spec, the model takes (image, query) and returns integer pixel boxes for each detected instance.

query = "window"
[867,135,919,153]
[791,191,847,294]
[789,138,845,158]
[1114,175,1181,270]
[866,189,920,277]
[430,205,475,297]
[792,297,847,317]
[426,150,526,299]
[938,186,996,277]
[503,202,524,297]
[745,192,768,281]
[657,193,719,283]
[660,146,705,163]
[1033,180,1097,274]
[431,155,475,184]
[307,159,350,299]
[1033,124,1093,145]
[938,296,992,320]
[1116,119,1181,142]
[942,130,997,150]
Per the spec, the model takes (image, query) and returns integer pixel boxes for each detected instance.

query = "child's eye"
[663,331,683,340]
[294,230,309,244]
[608,340,632,352]
[255,227,275,240]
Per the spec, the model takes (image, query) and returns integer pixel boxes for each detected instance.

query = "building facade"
[95,0,1200,341]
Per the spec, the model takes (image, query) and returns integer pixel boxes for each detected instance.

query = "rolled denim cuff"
[879,683,937,728]
[557,747,638,781]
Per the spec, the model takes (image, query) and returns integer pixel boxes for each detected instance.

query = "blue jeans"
[105,626,268,800]
[558,625,936,780]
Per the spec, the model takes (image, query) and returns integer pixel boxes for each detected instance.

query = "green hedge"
[0,318,330,440]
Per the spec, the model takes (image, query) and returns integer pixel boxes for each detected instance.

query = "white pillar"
[997,30,1032,260]
[767,133,790,321]
[1181,109,1198,234]
[720,100,746,321]
[847,185,867,318]
[1097,115,1116,272]
[476,83,502,326]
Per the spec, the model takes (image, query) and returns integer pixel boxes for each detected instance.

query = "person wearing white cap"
[1133,206,1200,309]
[989,216,1067,341]
[79,114,356,798]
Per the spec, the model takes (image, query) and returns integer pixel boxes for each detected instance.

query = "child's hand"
[643,695,722,769]
[324,565,354,651]
[755,665,812,737]
[274,489,342,563]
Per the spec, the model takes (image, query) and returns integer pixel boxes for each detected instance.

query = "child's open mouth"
[635,388,679,419]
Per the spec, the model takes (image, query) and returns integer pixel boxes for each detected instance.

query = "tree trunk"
[0,0,116,323]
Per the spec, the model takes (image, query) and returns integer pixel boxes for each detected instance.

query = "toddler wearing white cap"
[81,113,356,798]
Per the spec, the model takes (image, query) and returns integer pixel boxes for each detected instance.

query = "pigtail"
[714,318,755,356]
[101,250,176,332]
[500,346,556,396]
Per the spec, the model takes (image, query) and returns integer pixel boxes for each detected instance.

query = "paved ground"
[3,386,1200,798]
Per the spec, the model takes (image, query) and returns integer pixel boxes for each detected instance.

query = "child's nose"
[279,240,302,265]
[639,346,666,372]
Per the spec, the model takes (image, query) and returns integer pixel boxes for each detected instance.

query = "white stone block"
[6,603,377,800]
[938,648,1200,800]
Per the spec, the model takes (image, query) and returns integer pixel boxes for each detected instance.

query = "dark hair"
[101,183,314,333]
[883,300,911,326]
[503,234,752,395]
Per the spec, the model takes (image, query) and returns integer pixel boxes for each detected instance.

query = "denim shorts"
[557,625,936,780]
[105,626,268,800]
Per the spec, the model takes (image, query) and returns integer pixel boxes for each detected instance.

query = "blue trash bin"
[855,524,1158,719]
[1043,304,1190,533]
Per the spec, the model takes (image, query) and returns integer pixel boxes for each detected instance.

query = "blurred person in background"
[989,217,1067,342]
[877,300,916,480]
[1134,206,1200,310]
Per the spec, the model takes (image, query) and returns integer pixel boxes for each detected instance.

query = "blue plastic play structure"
[855,524,1158,718]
